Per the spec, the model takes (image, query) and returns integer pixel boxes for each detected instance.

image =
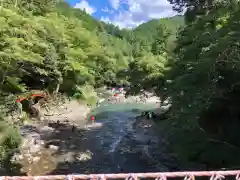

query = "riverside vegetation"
[1,0,240,174]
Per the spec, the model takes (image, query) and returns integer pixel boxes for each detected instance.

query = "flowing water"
[18,100,175,175]
[77,101,167,173]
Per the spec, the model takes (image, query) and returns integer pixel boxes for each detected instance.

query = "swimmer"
[71,125,76,132]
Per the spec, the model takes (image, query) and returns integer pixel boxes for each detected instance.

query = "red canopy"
[16,97,26,102]
[16,93,46,102]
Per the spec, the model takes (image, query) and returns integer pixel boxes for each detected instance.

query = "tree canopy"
[5,0,240,173]
[132,0,240,169]
[0,0,184,172]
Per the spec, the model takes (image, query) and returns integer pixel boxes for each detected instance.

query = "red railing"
[1,170,240,180]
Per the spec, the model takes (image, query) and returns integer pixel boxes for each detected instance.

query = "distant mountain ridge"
[132,15,185,51]
[57,1,184,39]
[57,1,184,52]
[134,15,185,32]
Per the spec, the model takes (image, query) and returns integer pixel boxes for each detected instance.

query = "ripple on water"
[21,101,162,175]
[108,134,125,153]
[94,111,135,154]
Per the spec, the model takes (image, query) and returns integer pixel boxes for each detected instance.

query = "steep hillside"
[134,15,184,34]
[56,1,131,39]
[133,15,185,51]
[55,1,103,31]
[56,1,184,53]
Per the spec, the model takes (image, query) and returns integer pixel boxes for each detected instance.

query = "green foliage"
[0,121,21,161]
[73,85,97,106]
[127,53,168,94]
[55,1,101,31]
[0,0,188,172]
[161,0,240,169]
[133,16,185,54]
[0,92,21,173]
[0,0,140,171]
[125,22,175,95]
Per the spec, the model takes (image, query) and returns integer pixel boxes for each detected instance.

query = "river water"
[61,101,170,174]
[18,100,177,175]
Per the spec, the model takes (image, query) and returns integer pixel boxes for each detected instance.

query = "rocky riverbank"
[12,99,91,175]
[98,88,161,105]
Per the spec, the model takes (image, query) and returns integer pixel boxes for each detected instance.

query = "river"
[85,101,163,173]
[17,100,179,175]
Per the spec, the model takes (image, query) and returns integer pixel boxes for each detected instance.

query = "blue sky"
[65,0,177,28]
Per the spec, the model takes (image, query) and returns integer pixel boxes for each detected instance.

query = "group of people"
[141,111,157,119]
[107,94,121,103]
[111,87,124,93]
[108,87,124,103]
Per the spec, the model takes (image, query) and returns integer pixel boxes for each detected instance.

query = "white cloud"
[101,16,111,23]
[102,0,177,28]
[74,0,96,15]
[102,11,145,28]
[101,7,114,14]
[109,0,120,10]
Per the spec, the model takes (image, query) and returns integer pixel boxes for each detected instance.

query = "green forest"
[1,0,240,173]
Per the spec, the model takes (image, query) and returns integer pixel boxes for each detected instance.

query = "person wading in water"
[91,115,95,124]
[113,93,120,103]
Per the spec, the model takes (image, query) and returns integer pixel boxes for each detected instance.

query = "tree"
[162,0,240,168]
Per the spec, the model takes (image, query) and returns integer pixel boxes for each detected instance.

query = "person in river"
[111,87,115,93]
[71,124,76,132]
[56,120,60,128]
[147,139,152,145]
[91,115,95,124]
[96,101,100,107]
[113,93,120,103]
[147,112,152,119]
[142,111,156,119]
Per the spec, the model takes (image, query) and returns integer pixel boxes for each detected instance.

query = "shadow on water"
[6,101,161,175]
[13,122,96,175]
[45,123,100,174]
[47,102,161,175]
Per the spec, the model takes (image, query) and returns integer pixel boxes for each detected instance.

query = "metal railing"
[1,170,240,180]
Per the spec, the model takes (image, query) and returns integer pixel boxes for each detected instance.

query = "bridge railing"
[1,170,240,180]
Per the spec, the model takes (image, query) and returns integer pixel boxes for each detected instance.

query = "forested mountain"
[0,0,184,172]
[133,15,184,51]
[5,0,240,174]
[122,16,184,96]
[127,0,240,169]
[56,1,102,31]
